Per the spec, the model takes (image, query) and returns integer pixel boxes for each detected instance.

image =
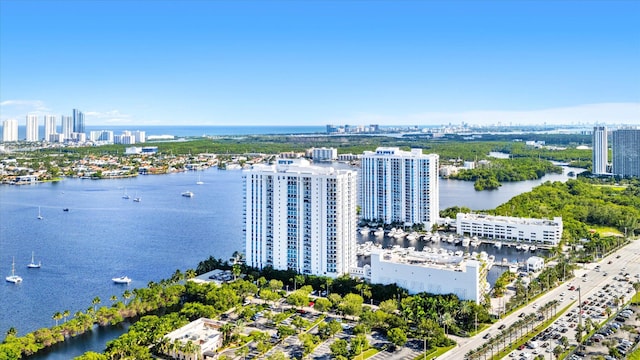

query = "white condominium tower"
[26,114,39,141]
[592,126,608,174]
[361,147,439,228]
[44,115,57,141]
[2,119,18,142]
[243,159,358,277]
[61,115,73,139]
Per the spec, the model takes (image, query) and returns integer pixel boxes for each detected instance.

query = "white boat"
[122,188,130,199]
[181,191,194,198]
[529,245,537,252]
[521,244,530,251]
[6,257,22,284]
[494,241,502,249]
[470,240,479,247]
[112,276,132,284]
[27,252,41,269]
[196,174,204,185]
[359,227,370,235]
[373,228,385,237]
[461,237,470,247]
[133,192,141,202]
[515,244,522,250]
[37,206,43,220]
[407,232,419,241]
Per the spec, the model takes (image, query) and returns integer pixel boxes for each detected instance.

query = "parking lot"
[505,279,639,360]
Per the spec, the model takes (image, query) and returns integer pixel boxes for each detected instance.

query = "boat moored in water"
[112,276,132,284]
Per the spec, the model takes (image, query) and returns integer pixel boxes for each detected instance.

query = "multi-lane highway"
[442,239,640,360]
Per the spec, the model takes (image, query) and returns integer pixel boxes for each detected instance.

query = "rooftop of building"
[246,158,356,175]
[362,147,438,158]
[372,247,481,272]
[164,317,222,347]
[456,213,562,226]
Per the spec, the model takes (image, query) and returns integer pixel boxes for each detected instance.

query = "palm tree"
[220,323,235,345]
[62,310,70,323]
[52,311,63,326]
[185,269,197,279]
[294,274,305,291]
[235,345,250,360]
[123,289,132,305]
[5,327,17,338]
[110,295,118,307]
[440,312,455,336]
[92,296,101,312]
[232,264,241,281]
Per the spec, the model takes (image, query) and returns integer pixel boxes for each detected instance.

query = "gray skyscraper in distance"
[612,128,640,178]
[592,126,608,175]
[72,109,85,134]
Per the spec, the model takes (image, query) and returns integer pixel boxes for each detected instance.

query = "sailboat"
[27,252,41,269]
[37,207,43,220]
[196,173,204,185]
[122,187,130,199]
[133,192,141,202]
[6,257,22,283]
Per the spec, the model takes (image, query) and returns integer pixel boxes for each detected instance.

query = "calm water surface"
[0,165,580,358]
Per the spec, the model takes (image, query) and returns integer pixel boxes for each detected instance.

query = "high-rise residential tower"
[592,126,608,174]
[61,115,73,139]
[26,114,39,141]
[72,109,85,134]
[361,147,439,228]
[2,119,18,142]
[243,159,358,277]
[612,128,640,178]
[44,115,57,142]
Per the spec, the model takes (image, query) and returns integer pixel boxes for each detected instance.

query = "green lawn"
[628,347,640,360]
[412,344,456,360]
[361,348,379,359]
[589,226,623,237]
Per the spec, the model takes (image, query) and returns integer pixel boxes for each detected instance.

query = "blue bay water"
[0,169,244,338]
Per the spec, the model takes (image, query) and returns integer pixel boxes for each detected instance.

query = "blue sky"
[1,1,639,126]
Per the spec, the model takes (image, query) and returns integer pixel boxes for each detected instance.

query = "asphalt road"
[442,239,640,360]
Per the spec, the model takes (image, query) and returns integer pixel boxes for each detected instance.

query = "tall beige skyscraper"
[26,114,39,142]
[2,119,19,142]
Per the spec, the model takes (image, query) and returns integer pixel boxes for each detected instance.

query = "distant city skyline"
[1,1,638,126]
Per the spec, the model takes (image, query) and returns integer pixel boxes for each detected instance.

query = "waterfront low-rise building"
[456,213,563,245]
[163,317,222,360]
[526,256,545,272]
[367,248,485,303]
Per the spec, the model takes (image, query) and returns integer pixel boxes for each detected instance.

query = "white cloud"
[85,110,132,124]
[334,103,640,126]
[0,99,51,119]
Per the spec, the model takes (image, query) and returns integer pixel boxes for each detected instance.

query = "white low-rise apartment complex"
[456,213,563,245]
[163,318,222,360]
[243,158,358,278]
[311,147,338,162]
[368,248,484,303]
[361,147,439,228]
